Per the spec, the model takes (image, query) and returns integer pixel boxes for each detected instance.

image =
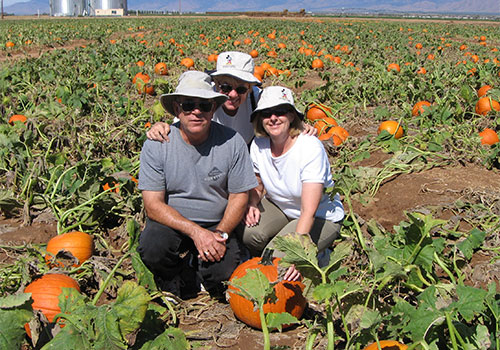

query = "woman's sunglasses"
[179,100,214,113]
[259,107,292,119]
[218,83,249,95]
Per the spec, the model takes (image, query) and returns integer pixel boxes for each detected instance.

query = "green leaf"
[138,327,190,350]
[359,309,381,329]
[112,281,150,337]
[312,283,337,303]
[228,269,276,309]
[0,294,33,350]
[393,297,444,341]
[131,251,158,292]
[457,229,486,260]
[484,283,499,320]
[0,293,32,308]
[451,285,487,322]
[44,282,149,349]
[41,325,91,350]
[94,307,127,350]
[272,233,319,280]
[266,312,299,331]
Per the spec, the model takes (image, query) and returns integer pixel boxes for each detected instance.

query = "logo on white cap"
[280,88,289,101]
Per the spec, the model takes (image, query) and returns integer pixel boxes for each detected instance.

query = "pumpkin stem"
[260,248,274,265]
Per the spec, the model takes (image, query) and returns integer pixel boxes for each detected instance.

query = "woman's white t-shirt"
[250,133,344,222]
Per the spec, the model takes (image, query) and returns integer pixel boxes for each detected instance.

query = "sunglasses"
[218,83,249,95]
[259,107,292,119]
[179,100,214,113]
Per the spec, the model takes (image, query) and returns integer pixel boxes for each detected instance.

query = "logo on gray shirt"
[205,167,223,181]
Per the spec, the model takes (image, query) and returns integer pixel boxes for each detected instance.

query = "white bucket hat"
[160,71,228,115]
[210,51,262,84]
[250,86,304,121]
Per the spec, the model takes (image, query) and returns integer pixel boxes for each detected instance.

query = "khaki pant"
[240,198,342,258]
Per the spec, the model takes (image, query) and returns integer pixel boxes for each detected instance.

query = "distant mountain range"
[3,0,499,16]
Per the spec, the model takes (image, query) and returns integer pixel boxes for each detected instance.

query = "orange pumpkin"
[416,67,427,75]
[378,120,404,139]
[311,58,324,69]
[306,103,331,121]
[132,72,150,84]
[475,97,500,116]
[331,126,349,146]
[249,49,259,58]
[8,114,27,125]
[314,117,339,138]
[387,63,401,72]
[479,128,499,145]
[363,340,408,350]
[254,65,265,78]
[207,53,218,62]
[138,82,155,95]
[154,62,168,75]
[227,251,306,329]
[136,60,145,67]
[24,274,80,336]
[260,62,271,71]
[412,101,431,116]
[6,41,15,48]
[267,50,278,58]
[180,57,195,68]
[46,231,93,267]
[477,85,492,98]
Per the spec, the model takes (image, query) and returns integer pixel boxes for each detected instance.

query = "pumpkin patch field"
[1,15,500,350]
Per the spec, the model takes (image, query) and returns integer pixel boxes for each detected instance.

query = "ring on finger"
[204,251,210,255]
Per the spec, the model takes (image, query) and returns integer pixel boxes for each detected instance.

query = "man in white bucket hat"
[137,71,258,299]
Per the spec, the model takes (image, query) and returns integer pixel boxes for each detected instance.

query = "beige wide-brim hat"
[210,51,262,85]
[160,71,228,115]
[250,86,304,121]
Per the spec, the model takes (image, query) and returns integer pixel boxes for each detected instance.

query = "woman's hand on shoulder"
[146,122,171,142]
[301,122,318,137]
[244,205,261,227]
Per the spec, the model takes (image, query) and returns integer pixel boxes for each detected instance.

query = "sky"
[3,0,499,14]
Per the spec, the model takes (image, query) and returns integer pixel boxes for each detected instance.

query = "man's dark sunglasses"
[218,83,249,95]
[259,106,292,119]
[179,100,214,113]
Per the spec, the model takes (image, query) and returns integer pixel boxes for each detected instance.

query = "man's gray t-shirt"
[138,121,258,223]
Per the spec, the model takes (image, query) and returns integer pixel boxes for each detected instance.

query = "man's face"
[174,97,215,135]
[213,76,251,115]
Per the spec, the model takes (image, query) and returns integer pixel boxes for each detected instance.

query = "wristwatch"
[214,229,229,240]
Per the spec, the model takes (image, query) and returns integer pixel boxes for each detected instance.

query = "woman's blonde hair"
[253,107,304,138]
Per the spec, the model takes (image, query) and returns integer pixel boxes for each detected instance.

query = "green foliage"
[0,294,33,350]
[41,281,150,349]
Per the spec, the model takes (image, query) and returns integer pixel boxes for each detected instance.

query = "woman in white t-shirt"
[243,86,344,281]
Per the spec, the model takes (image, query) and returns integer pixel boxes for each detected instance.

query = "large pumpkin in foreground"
[46,231,93,267]
[24,274,80,336]
[227,251,307,329]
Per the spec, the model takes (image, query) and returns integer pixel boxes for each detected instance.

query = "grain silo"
[88,0,127,16]
[50,0,87,16]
